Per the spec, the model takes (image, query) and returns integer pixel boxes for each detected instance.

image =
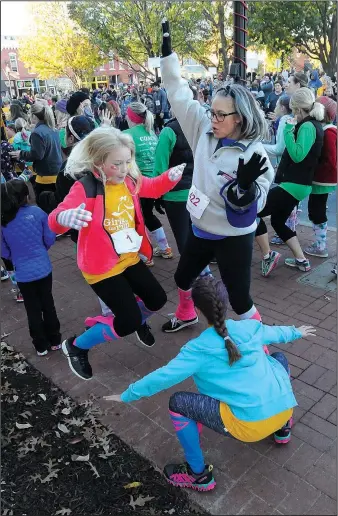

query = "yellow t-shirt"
[83,183,140,285]
[220,403,293,442]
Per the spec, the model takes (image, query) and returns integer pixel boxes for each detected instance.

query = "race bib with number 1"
[186,185,210,219]
[111,228,143,254]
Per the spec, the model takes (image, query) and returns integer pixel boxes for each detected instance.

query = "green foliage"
[248,1,337,75]
[19,2,104,89]
[68,1,217,77]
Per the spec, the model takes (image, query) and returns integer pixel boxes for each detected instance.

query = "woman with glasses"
[159,19,274,333]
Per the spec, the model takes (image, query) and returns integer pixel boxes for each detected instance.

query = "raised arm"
[160,19,209,153]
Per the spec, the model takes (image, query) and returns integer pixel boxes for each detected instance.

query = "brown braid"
[191,276,242,366]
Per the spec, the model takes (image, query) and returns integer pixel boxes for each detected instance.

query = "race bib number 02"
[186,185,210,219]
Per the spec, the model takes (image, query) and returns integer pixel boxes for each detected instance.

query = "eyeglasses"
[207,110,237,122]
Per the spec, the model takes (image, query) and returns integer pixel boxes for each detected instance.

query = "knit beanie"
[55,99,68,114]
[66,91,89,116]
[317,96,337,122]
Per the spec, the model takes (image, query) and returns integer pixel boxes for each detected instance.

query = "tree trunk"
[217,1,229,74]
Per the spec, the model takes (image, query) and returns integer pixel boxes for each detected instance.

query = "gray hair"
[214,85,269,141]
[290,88,324,122]
[128,101,154,134]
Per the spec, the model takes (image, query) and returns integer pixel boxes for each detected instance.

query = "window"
[109,60,115,70]
[9,53,18,72]
[119,60,125,70]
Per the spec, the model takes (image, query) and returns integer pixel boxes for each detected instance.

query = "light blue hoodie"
[121,320,301,422]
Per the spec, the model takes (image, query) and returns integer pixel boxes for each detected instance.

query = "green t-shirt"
[280,182,312,201]
[153,126,189,202]
[311,184,336,195]
[281,121,317,201]
[124,124,158,177]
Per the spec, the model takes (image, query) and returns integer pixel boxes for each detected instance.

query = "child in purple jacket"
[1,180,61,355]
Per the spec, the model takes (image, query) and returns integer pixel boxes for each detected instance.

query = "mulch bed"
[1,341,198,516]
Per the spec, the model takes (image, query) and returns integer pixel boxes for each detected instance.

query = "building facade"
[1,36,51,97]
[1,37,140,97]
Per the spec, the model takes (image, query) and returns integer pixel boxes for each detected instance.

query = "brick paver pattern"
[2,219,336,515]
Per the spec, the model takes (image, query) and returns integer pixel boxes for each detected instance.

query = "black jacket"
[165,118,194,192]
[38,160,79,243]
[276,117,324,186]
[20,122,62,176]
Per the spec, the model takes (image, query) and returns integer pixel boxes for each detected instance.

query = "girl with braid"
[104,276,316,492]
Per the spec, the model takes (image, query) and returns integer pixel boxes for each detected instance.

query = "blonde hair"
[128,101,154,134]
[55,109,69,129]
[30,102,56,130]
[290,89,325,121]
[65,127,142,191]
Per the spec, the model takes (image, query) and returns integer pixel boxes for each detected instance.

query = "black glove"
[154,198,166,215]
[236,152,268,191]
[161,18,172,57]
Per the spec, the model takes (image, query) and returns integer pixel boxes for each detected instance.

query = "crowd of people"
[1,18,336,493]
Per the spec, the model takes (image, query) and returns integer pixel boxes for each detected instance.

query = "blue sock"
[75,321,118,349]
[169,410,205,474]
[136,297,154,323]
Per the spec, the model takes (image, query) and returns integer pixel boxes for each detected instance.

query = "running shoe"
[51,344,62,351]
[162,315,199,333]
[304,244,328,258]
[16,291,24,303]
[285,258,311,272]
[261,251,281,277]
[274,417,293,444]
[270,235,284,246]
[135,322,155,347]
[164,462,216,491]
[145,259,154,267]
[62,337,92,380]
[332,264,337,276]
[1,266,9,281]
[37,350,49,357]
[153,246,173,259]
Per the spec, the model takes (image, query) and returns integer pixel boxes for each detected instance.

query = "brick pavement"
[2,218,337,515]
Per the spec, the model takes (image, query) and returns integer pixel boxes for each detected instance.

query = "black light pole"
[232,0,248,81]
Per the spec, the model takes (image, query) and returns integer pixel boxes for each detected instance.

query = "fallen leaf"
[129,494,154,510]
[87,461,100,478]
[71,454,90,462]
[38,394,46,401]
[167,509,175,515]
[55,431,61,438]
[124,482,142,489]
[61,407,71,415]
[19,411,32,419]
[57,423,70,434]
[69,436,83,445]
[55,508,72,515]
[13,395,18,402]
[98,451,117,459]
[30,473,42,483]
[15,422,32,429]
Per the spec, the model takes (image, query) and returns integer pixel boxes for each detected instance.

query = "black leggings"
[140,198,162,232]
[34,182,56,210]
[308,193,328,224]
[256,186,298,242]
[17,273,61,352]
[164,200,190,254]
[175,227,254,315]
[91,261,167,336]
